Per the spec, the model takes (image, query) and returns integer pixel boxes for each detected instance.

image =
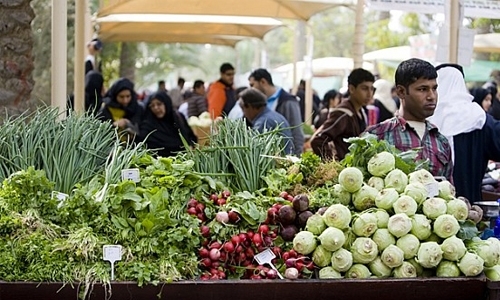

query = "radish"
[258,224,269,235]
[201,258,212,268]
[200,225,210,237]
[216,198,226,206]
[215,211,229,223]
[210,193,219,202]
[224,242,235,253]
[199,248,209,258]
[209,241,221,249]
[279,191,289,199]
[187,207,197,215]
[252,234,263,247]
[231,235,241,245]
[221,190,231,198]
[209,248,221,261]
[285,267,299,279]
[187,198,198,207]
[267,269,278,279]
[195,203,205,213]
[228,210,240,223]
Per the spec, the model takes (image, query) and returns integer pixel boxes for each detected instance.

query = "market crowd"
[82,39,500,204]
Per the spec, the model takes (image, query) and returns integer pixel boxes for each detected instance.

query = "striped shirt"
[366,116,453,181]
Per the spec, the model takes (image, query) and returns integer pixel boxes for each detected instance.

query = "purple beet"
[279,205,297,225]
[281,224,298,241]
[292,194,310,212]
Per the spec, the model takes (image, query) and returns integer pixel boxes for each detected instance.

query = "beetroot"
[292,194,310,212]
[281,224,298,241]
[278,205,297,225]
[297,210,313,228]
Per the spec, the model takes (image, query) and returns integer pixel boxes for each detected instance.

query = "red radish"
[285,267,299,280]
[238,252,246,262]
[209,241,222,249]
[289,249,298,258]
[246,230,255,239]
[209,248,221,261]
[199,248,209,258]
[187,207,197,215]
[279,191,289,199]
[210,268,219,276]
[235,245,243,254]
[286,195,294,202]
[196,213,206,222]
[282,252,290,261]
[212,261,220,268]
[221,190,231,198]
[187,198,198,207]
[285,258,296,268]
[210,193,219,202]
[195,203,205,213]
[201,258,212,268]
[295,260,304,272]
[238,233,247,242]
[216,198,226,206]
[250,274,262,280]
[252,234,263,247]
[228,210,240,223]
[305,261,315,271]
[215,211,229,223]
[200,226,210,237]
[258,224,269,235]
[267,269,278,279]
[272,246,282,257]
[223,242,235,253]
[201,239,209,247]
[231,235,241,245]
[245,247,255,258]
[218,270,226,279]
[263,235,273,246]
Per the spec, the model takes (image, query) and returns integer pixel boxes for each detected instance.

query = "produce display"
[0,110,499,299]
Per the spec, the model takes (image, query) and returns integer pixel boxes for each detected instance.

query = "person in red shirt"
[207,63,236,119]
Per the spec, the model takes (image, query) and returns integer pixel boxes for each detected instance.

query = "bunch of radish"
[198,225,284,280]
[266,192,314,242]
[186,197,207,222]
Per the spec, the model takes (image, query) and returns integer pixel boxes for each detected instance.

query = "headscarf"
[373,79,397,114]
[139,91,195,157]
[102,78,141,118]
[427,66,486,162]
[84,70,103,116]
[470,87,491,110]
[484,82,500,120]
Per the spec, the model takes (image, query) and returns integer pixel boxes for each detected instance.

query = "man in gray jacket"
[248,68,304,156]
[187,80,207,117]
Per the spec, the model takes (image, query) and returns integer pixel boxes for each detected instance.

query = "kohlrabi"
[351,237,378,264]
[384,169,409,193]
[393,195,418,216]
[331,248,353,272]
[422,197,448,220]
[367,151,395,177]
[404,182,428,205]
[433,214,460,238]
[440,235,467,262]
[322,204,352,229]
[368,176,385,191]
[352,212,378,237]
[393,261,417,278]
[318,227,345,252]
[417,241,443,268]
[438,180,456,200]
[292,231,317,255]
[458,252,484,276]
[372,228,396,252]
[369,256,393,278]
[410,214,433,241]
[387,213,412,238]
[380,244,405,268]
[375,188,399,211]
[396,234,420,260]
[338,167,364,193]
[352,184,378,211]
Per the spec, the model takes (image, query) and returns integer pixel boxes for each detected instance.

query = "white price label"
[121,168,141,182]
[103,245,122,263]
[425,182,439,198]
[51,191,69,201]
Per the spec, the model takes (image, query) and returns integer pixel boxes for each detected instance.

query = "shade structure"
[96,14,283,45]
[474,33,500,54]
[98,0,356,21]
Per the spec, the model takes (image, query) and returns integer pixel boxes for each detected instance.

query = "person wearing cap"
[239,88,293,155]
[85,38,103,75]
[428,63,500,203]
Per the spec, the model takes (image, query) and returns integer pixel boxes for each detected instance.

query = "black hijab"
[139,91,196,157]
[98,78,143,123]
[470,87,491,110]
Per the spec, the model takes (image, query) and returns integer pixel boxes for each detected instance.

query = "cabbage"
[433,214,460,238]
[318,227,345,252]
[372,228,396,252]
[367,151,395,177]
[396,234,420,260]
[368,256,393,278]
[375,188,399,211]
[322,204,351,229]
[352,212,378,237]
[338,167,364,193]
[422,197,448,220]
[387,213,412,238]
[408,169,436,185]
[384,169,408,193]
[404,182,428,205]
[368,176,385,191]
[436,260,461,277]
[393,195,418,216]
[440,236,467,261]
[351,237,378,264]
[417,241,443,268]
[331,248,353,272]
[446,199,469,221]
[380,244,405,268]
[346,264,371,278]
[458,252,484,276]
[292,231,317,255]
[333,184,352,206]
[393,261,417,278]
[312,245,333,267]
[374,209,390,228]
[410,214,432,241]
[318,266,342,279]
[438,180,456,200]
[352,185,378,211]
[306,214,326,235]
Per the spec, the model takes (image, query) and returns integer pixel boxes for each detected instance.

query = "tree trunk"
[119,42,136,82]
[0,0,35,115]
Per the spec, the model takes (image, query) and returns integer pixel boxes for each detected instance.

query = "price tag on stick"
[103,245,122,280]
[121,168,140,182]
[254,248,284,279]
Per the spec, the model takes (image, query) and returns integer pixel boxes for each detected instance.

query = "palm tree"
[0,0,35,116]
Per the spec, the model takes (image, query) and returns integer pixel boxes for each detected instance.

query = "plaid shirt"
[366,116,453,181]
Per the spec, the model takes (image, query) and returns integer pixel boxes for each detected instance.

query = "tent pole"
[74,0,86,114]
[447,0,460,63]
[352,0,365,69]
[304,24,314,127]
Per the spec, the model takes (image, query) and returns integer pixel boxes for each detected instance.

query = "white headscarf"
[427,66,486,162]
[373,79,397,113]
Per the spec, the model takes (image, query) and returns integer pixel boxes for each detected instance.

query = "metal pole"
[304,26,314,126]
[51,0,67,117]
[74,0,86,113]
[352,0,365,68]
[292,20,306,95]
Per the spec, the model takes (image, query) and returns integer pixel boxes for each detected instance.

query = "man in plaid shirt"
[366,58,453,181]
